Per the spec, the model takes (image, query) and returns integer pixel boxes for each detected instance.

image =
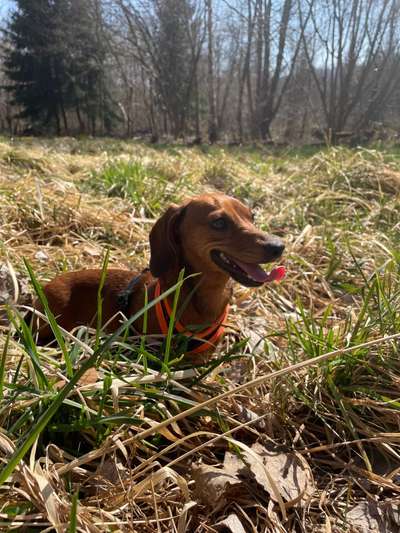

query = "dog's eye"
[210,217,228,230]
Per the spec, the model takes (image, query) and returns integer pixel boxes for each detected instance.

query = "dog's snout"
[263,237,285,260]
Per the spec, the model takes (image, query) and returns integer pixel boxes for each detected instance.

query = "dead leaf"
[242,442,315,507]
[0,263,31,324]
[380,500,400,528]
[78,367,99,386]
[177,501,197,533]
[85,457,128,496]
[130,466,189,501]
[96,458,126,485]
[243,327,265,356]
[223,451,248,478]
[214,513,247,533]
[82,244,101,257]
[234,404,266,430]
[33,463,62,529]
[0,433,15,456]
[35,250,49,262]
[192,463,243,508]
[346,500,386,533]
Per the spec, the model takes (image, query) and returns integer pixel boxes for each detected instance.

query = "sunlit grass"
[0,138,400,530]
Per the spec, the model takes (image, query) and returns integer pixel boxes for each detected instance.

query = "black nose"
[263,237,285,260]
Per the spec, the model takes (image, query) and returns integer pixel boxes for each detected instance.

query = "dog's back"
[33,269,142,341]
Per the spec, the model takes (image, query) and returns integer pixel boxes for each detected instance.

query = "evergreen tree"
[154,0,197,137]
[4,0,66,133]
[4,0,117,134]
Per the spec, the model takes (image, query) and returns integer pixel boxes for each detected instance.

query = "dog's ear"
[149,204,186,277]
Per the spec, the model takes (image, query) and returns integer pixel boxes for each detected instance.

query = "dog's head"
[149,193,284,287]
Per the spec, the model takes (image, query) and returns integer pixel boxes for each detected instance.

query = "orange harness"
[154,280,228,354]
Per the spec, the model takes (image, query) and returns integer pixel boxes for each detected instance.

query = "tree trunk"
[76,103,84,133]
[206,0,218,143]
[194,71,201,140]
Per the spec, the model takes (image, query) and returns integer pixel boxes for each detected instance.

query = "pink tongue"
[233,260,286,283]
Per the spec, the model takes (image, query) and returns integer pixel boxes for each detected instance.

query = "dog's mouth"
[210,250,285,287]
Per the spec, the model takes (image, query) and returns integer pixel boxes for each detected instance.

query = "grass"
[82,159,194,216]
[0,137,400,531]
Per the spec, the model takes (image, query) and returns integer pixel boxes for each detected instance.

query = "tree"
[4,0,117,134]
[299,0,400,141]
[62,0,118,135]
[115,0,204,138]
[206,0,217,142]
[2,0,400,141]
[225,0,307,141]
[252,0,309,140]
[4,0,67,133]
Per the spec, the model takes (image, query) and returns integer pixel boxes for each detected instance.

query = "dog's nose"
[263,237,285,260]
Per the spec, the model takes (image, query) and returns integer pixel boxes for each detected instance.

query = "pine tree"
[4,0,67,133]
[4,0,117,134]
[154,0,202,137]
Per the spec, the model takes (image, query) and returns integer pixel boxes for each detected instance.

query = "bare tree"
[215,21,240,134]
[299,0,400,141]
[0,43,17,134]
[254,0,311,140]
[225,0,307,141]
[2,0,400,142]
[236,0,255,141]
[112,0,205,138]
[206,0,217,142]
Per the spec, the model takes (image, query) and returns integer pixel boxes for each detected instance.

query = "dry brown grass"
[0,137,400,531]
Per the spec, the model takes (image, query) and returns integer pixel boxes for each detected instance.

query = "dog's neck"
[159,268,231,325]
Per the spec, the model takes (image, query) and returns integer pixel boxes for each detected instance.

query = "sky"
[0,1,15,21]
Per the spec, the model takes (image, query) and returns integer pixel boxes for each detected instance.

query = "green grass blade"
[139,286,149,373]
[95,248,110,350]
[163,268,185,367]
[10,309,49,390]
[24,259,73,378]
[68,490,79,533]
[0,332,10,400]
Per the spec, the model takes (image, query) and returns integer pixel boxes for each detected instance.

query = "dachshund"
[31,193,285,358]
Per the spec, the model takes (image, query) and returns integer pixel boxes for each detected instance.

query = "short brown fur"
[33,193,284,358]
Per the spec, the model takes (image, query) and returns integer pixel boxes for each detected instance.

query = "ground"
[0,137,399,532]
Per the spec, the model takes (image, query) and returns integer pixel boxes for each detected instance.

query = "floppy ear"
[149,204,186,277]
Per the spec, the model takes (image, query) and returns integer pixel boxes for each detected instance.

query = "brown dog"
[32,193,285,356]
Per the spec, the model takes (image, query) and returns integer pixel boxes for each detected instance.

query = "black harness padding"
[117,268,150,317]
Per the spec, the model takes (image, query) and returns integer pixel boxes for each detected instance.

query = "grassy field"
[0,137,400,531]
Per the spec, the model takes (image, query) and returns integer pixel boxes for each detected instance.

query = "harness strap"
[117,268,150,317]
[154,280,228,354]
[118,274,228,354]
